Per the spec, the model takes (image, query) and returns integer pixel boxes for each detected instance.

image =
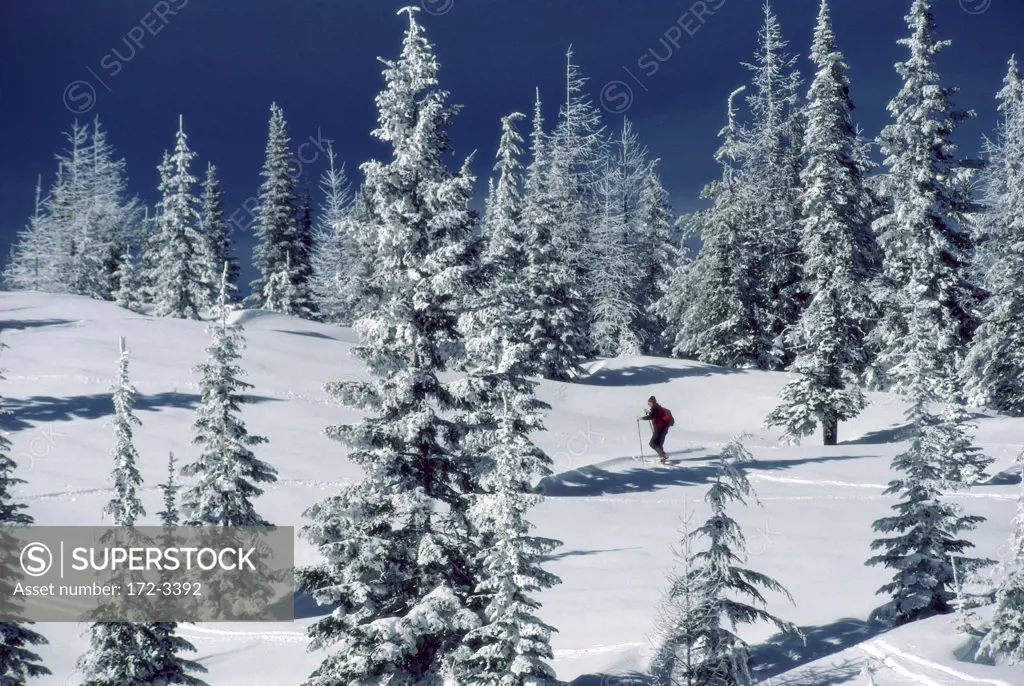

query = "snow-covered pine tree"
[287,185,317,319]
[659,86,773,367]
[633,162,677,355]
[867,0,992,488]
[586,118,661,358]
[130,624,208,686]
[113,246,141,312]
[159,451,179,527]
[181,265,276,527]
[139,452,210,686]
[103,336,145,526]
[3,177,54,292]
[870,0,983,396]
[80,118,144,301]
[764,0,880,446]
[651,440,799,685]
[451,388,561,684]
[964,56,1024,416]
[866,410,992,624]
[978,449,1024,664]
[739,3,806,369]
[80,338,190,686]
[650,506,712,686]
[296,8,485,683]
[140,161,169,304]
[487,112,528,278]
[151,116,205,319]
[588,154,641,357]
[549,46,606,356]
[519,89,586,380]
[309,145,363,324]
[452,278,562,682]
[0,339,51,682]
[968,57,1023,291]
[4,119,142,299]
[262,250,299,315]
[198,163,238,304]
[462,111,533,370]
[249,103,300,313]
[49,121,92,295]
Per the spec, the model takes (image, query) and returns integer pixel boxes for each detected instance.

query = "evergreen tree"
[112,246,141,312]
[588,156,641,357]
[652,440,798,685]
[550,47,605,282]
[103,336,145,526]
[870,0,983,396]
[288,185,318,318]
[765,0,880,446]
[0,339,50,682]
[79,119,143,300]
[464,111,534,370]
[4,119,142,299]
[151,116,205,319]
[49,122,93,295]
[863,0,992,488]
[296,8,483,683]
[978,450,1024,664]
[453,257,561,682]
[181,266,276,526]
[132,624,208,686]
[307,144,364,325]
[249,103,300,313]
[139,164,168,304]
[3,177,55,292]
[159,451,180,527]
[548,47,606,357]
[198,163,238,303]
[519,89,586,380]
[452,381,561,684]
[865,413,991,624]
[740,3,806,369]
[964,56,1024,416]
[633,162,677,354]
[659,86,772,367]
[80,338,205,685]
[146,452,210,686]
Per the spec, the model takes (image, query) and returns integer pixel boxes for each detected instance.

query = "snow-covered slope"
[2,292,1020,685]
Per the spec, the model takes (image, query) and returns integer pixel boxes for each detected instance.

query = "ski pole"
[636,418,645,463]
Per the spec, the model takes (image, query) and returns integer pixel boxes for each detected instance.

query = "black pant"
[650,426,668,455]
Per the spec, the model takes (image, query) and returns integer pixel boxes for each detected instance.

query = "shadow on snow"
[2,391,283,430]
[537,453,868,498]
[568,617,881,685]
[576,363,744,388]
[0,318,77,332]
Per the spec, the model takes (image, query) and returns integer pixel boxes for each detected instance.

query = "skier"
[640,396,674,463]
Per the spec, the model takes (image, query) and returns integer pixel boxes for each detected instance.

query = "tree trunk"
[822,416,838,446]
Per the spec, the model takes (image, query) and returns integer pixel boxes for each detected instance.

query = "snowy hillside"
[2,292,1021,685]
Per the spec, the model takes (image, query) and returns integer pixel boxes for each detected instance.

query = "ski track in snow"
[859,640,1014,686]
[178,624,644,660]
[872,640,1013,686]
[748,473,887,489]
[23,478,352,501]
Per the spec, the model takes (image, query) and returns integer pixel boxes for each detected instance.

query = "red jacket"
[643,405,672,431]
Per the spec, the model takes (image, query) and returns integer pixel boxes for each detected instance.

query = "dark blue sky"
[1,0,1021,284]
